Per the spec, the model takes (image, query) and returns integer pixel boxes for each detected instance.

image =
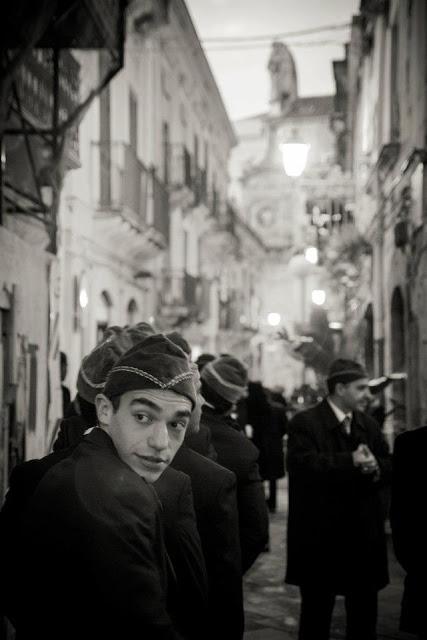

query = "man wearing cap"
[286,358,391,640]
[200,355,269,573]
[11,335,201,640]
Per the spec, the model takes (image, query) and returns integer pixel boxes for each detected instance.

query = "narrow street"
[244,479,412,640]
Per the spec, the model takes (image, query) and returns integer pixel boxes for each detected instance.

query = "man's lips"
[138,455,168,466]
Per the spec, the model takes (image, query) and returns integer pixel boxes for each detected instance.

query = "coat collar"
[319,398,367,431]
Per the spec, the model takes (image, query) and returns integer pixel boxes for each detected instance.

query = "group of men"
[0,324,269,639]
[286,358,426,640]
[0,325,425,640]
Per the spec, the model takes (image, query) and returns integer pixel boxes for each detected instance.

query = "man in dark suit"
[6,335,200,639]
[200,356,269,573]
[391,426,427,640]
[286,358,391,640]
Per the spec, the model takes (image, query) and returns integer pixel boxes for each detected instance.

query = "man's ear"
[335,382,345,397]
[95,394,113,427]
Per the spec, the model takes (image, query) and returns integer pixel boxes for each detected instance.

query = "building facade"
[346,0,427,439]
[59,0,237,397]
[230,42,354,393]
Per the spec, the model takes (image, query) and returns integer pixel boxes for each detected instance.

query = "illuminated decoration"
[311,289,326,306]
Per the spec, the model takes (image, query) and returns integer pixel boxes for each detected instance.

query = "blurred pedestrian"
[200,356,269,573]
[286,358,391,640]
[391,426,427,640]
[60,351,71,416]
[246,381,287,513]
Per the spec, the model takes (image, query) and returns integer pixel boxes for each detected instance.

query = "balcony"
[96,142,150,229]
[158,269,202,325]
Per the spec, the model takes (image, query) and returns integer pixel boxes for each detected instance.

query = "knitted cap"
[103,334,196,408]
[327,358,367,385]
[195,353,216,372]
[201,355,247,404]
[77,328,134,404]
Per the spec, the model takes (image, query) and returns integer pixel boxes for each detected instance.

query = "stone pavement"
[243,478,413,640]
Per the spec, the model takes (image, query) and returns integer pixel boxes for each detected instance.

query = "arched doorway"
[390,287,406,435]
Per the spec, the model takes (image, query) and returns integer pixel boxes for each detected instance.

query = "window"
[99,54,111,206]
[129,90,138,152]
[162,121,170,185]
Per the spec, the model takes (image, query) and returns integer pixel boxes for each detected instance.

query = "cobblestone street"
[243,479,412,640]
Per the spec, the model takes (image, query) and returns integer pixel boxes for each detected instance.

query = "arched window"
[96,290,113,343]
[127,298,138,326]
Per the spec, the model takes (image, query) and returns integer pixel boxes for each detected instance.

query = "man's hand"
[352,444,379,476]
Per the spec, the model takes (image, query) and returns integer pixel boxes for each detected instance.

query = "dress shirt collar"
[327,397,352,424]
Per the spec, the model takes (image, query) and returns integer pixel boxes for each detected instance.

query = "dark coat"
[286,399,391,592]
[201,407,269,573]
[155,467,209,639]
[0,434,208,640]
[390,426,427,635]
[172,445,244,639]
[3,430,182,639]
[52,414,89,451]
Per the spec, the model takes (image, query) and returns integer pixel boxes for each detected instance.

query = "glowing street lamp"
[304,246,318,265]
[279,142,310,177]
[311,289,326,306]
[267,312,281,327]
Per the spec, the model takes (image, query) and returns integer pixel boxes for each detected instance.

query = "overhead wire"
[199,22,351,43]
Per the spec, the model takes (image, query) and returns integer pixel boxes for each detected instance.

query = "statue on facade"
[268,41,297,113]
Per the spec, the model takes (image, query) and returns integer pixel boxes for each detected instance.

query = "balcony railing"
[96,142,150,228]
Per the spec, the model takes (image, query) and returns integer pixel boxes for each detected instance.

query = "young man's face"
[96,389,192,482]
[338,377,370,412]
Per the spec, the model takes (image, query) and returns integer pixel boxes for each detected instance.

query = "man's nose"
[148,422,169,451]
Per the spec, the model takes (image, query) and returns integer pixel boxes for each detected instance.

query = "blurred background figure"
[246,381,287,513]
[60,351,71,417]
[195,353,216,372]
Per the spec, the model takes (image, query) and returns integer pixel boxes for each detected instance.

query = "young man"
[286,358,391,640]
[13,335,198,640]
[200,355,269,574]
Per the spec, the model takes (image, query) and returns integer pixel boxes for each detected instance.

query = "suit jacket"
[390,426,427,634]
[286,399,391,592]
[201,407,269,574]
[3,430,184,640]
[172,445,244,640]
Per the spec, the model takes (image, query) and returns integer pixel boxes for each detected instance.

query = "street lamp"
[304,246,318,265]
[267,312,281,327]
[311,289,326,306]
[279,140,310,177]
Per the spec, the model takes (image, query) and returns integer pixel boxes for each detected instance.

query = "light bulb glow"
[79,288,89,309]
[311,289,326,306]
[279,143,310,177]
[267,312,281,327]
[304,246,318,265]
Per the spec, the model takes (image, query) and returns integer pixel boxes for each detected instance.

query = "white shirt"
[327,398,352,434]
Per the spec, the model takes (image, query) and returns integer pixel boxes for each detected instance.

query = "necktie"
[341,415,351,436]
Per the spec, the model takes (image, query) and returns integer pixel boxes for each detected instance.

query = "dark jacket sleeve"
[238,456,269,573]
[287,412,355,476]
[390,434,415,572]
[155,473,209,640]
[204,472,244,640]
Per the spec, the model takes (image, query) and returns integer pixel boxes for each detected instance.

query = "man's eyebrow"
[173,410,192,419]
[129,398,161,412]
